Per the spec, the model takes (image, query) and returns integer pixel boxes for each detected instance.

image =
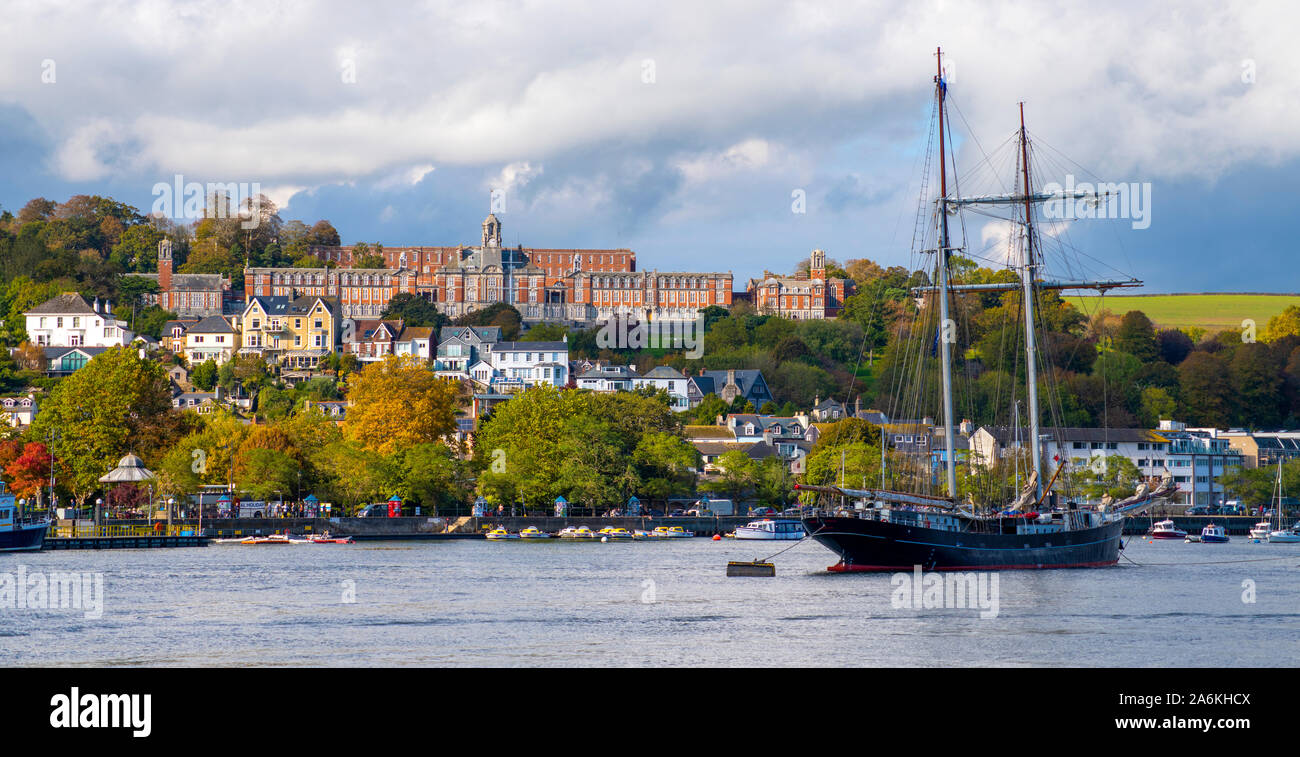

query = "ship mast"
[1018,102,1044,498]
[935,47,958,500]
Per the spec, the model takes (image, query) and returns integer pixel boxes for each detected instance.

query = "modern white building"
[24,293,133,348]
[969,421,1244,506]
[477,339,569,391]
[576,364,637,392]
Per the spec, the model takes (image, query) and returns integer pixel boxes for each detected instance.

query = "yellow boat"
[519,526,552,539]
[486,527,520,540]
[598,527,634,540]
[651,526,694,539]
[558,526,596,539]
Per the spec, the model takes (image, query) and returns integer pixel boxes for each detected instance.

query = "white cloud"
[0,0,1288,193]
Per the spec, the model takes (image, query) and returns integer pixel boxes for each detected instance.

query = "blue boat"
[1200,523,1230,543]
[0,480,50,553]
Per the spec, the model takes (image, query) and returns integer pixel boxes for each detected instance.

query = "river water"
[3,536,1298,666]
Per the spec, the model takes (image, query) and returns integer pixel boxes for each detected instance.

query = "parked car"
[355,504,389,518]
[1186,506,1215,515]
[749,506,777,516]
[1220,504,1246,516]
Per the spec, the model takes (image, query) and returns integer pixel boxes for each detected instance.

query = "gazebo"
[98,453,156,522]
[626,495,641,516]
[554,495,568,517]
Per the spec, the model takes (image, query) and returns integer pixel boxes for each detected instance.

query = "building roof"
[491,341,569,352]
[638,365,687,380]
[439,326,502,343]
[696,369,767,399]
[578,365,636,380]
[186,315,236,334]
[683,425,737,440]
[26,293,98,316]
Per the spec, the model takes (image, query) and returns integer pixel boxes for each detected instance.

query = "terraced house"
[182,315,239,366]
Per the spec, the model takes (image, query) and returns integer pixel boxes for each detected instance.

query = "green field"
[1064,294,1300,334]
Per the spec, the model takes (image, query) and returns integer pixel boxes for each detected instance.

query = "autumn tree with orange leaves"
[342,355,461,455]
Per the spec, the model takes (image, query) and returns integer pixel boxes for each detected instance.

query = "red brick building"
[747,249,853,320]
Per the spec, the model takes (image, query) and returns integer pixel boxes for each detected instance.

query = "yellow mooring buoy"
[726,560,776,577]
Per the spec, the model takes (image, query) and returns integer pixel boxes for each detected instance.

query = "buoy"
[712,534,721,541]
[601,536,608,543]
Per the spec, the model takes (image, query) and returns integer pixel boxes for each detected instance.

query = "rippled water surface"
[3,536,1299,666]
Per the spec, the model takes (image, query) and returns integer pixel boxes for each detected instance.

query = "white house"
[25,293,133,348]
[184,315,239,366]
[1,395,37,428]
[631,365,693,411]
[394,326,435,360]
[576,364,637,392]
[479,339,569,391]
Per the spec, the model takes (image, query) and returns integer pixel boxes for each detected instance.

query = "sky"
[1,0,1296,291]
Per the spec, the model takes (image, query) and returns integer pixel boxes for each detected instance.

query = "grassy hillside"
[1064,294,1300,333]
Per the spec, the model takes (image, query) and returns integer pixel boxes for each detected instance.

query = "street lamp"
[95,498,103,530]
[167,497,175,535]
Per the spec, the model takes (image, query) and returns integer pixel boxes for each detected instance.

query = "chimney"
[854,396,862,414]
[214,385,223,401]
[727,368,736,387]
[93,297,100,313]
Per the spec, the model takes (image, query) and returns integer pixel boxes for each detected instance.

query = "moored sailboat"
[798,49,1176,571]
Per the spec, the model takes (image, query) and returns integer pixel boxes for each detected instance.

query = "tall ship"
[797,49,1175,571]
[0,479,49,552]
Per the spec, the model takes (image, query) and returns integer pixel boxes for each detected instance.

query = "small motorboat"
[486,527,520,540]
[1249,521,1272,541]
[1148,519,1187,540]
[734,518,806,541]
[558,526,596,539]
[519,526,552,539]
[1184,534,1202,543]
[650,525,693,539]
[239,534,308,545]
[309,534,355,544]
[1200,523,1230,543]
[597,527,634,540]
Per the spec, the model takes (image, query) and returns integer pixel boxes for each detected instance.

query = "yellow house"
[240,295,340,369]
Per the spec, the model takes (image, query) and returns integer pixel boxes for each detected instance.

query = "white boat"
[734,518,806,541]
[1260,460,1298,543]
[1267,528,1300,543]
[1249,521,1272,541]
[486,527,520,540]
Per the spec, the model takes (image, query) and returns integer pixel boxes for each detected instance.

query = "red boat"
[1148,519,1187,539]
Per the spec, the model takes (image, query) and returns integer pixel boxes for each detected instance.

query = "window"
[1073,442,1086,449]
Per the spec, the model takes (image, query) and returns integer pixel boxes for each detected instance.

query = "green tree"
[28,347,172,506]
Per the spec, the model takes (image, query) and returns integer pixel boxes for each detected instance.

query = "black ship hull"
[0,522,49,552]
[802,515,1124,571]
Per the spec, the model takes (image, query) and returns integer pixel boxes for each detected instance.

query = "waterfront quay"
[75,515,754,540]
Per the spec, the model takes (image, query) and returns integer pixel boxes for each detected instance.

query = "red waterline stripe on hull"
[827,560,1119,572]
